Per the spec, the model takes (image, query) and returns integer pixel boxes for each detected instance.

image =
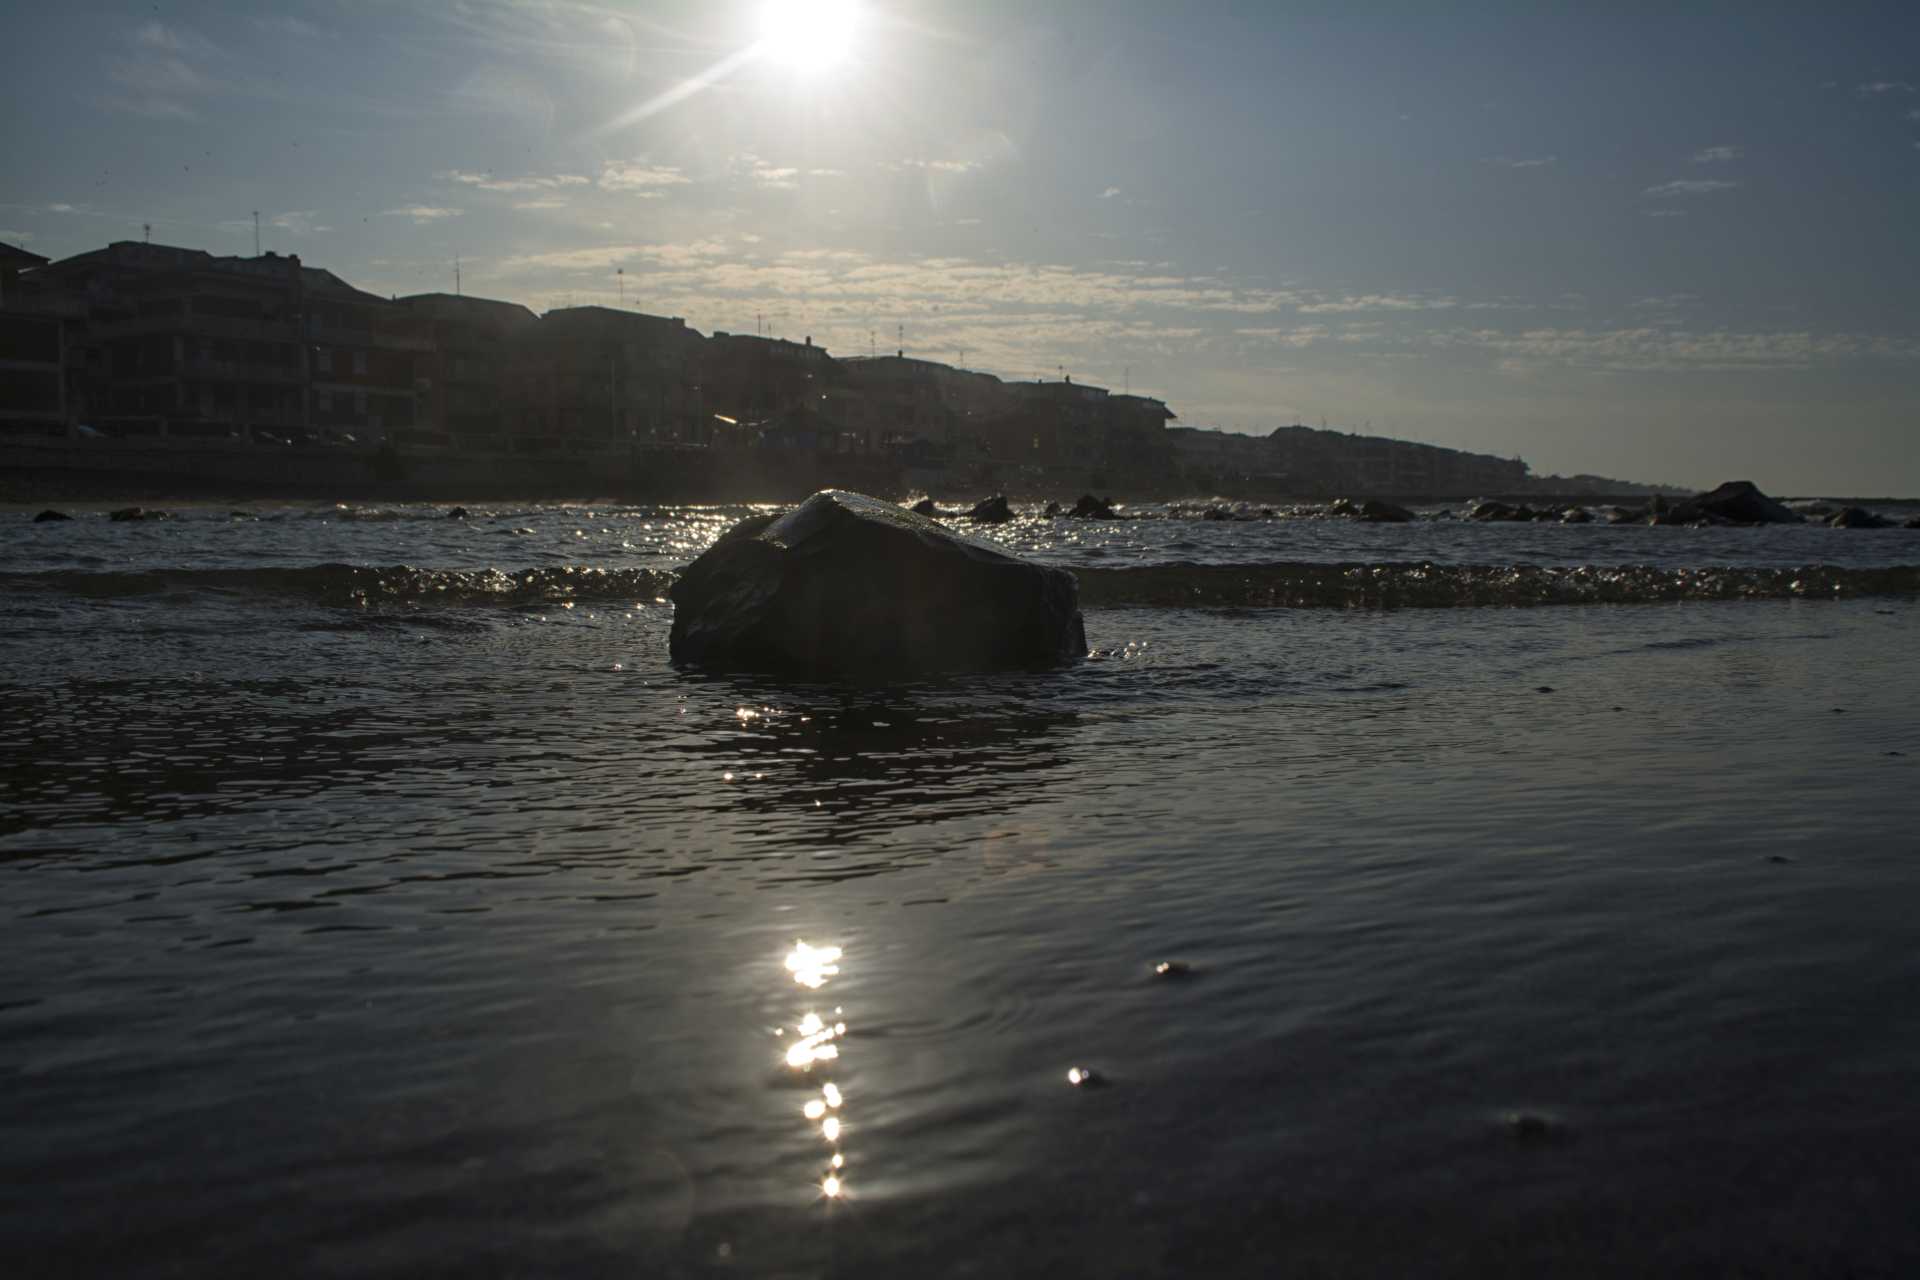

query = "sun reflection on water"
[782,939,853,1201]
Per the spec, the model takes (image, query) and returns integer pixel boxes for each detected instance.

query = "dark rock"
[447,506,469,520]
[108,507,168,521]
[1068,493,1118,520]
[32,509,72,523]
[1259,508,1277,518]
[1330,497,1416,523]
[1504,1112,1564,1144]
[1828,506,1891,529]
[668,490,1085,676]
[1043,502,1062,518]
[1202,506,1232,521]
[1906,515,1920,529]
[1536,686,1555,693]
[1560,507,1593,524]
[1468,500,1536,522]
[1670,480,1802,525]
[965,494,1013,523]
[909,497,940,517]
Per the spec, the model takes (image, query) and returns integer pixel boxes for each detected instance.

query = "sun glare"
[759,0,861,72]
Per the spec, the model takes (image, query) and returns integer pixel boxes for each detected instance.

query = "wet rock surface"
[1669,480,1804,525]
[1330,497,1416,523]
[32,509,72,522]
[1068,494,1119,519]
[669,489,1086,676]
[1828,506,1892,529]
[965,494,1013,523]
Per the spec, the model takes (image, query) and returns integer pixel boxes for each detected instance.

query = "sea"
[4,496,1919,1278]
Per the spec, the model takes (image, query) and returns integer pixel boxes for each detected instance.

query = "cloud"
[1433,326,1920,373]
[1908,108,1920,121]
[1644,209,1687,218]
[1856,81,1914,95]
[598,160,689,192]
[1629,294,1699,310]
[1235,325,1330,348]
[48,203,79,214]
[1691,145,1742,164]
[439,169,590,193]
[514,198,570,210]
[271,211,326,235]
[382,206,463,223]
[0,229,33,243]
[1481,155,1556,168]
[1099,186,1122,199]
[250,14,322,39]
[104,21,219,119]
[898,158,981,174]
[735,154,800,189]
[1297,293,1457,314]
[1642,179,1737,197]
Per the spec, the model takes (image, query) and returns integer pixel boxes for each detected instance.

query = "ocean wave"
[4,560,1917,610]
[0,564,676,608]
[1072,561,1920,608]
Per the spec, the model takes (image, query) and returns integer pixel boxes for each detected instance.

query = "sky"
[3,0,1918,493]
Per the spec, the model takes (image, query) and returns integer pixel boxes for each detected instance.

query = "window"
[314,346,332,373]
[352,350,368,376]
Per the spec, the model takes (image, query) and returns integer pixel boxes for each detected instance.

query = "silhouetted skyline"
[6,1,1919,491]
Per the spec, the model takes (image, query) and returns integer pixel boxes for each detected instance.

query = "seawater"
[4,501,1919,1277]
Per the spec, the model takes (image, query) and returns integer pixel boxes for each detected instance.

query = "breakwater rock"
[668,490,1086,676]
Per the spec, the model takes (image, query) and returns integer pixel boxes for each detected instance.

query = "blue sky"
[4,1,1918,492]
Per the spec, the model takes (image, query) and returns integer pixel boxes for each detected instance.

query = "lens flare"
[760,0,861,72]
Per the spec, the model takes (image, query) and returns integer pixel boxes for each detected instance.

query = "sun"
[758,0,862,73]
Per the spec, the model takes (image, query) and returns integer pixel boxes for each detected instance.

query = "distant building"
[0,242,66,438]
[698,331,833,430]
[829,354,1012,456]
[400,293,538,450]
[508,306,705,452]
[28,240,429,443]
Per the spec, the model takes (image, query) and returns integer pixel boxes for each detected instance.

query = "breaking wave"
[5,560,1918,610]
[0,564,677,608]
[1074,561,1920,607]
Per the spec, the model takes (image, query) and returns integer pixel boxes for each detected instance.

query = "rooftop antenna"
[616,266,624,305]
[870,329,876,358]
[454,254,462,297]
[143,222,151,243]
[897,322,904,358]
[252,211,261,256]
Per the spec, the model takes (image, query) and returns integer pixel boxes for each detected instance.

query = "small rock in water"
[1504,1111,1561,1143]
[1154,960,1192,979]
[109,506,167,521]
[1066,1066,1109,1089]
[1611,705,1624,712]
[447,506,469,520]
[1535,686,1555,694]
[1888,751,1906,758]
[966,494,1013,523]
[1766,854,1795,864]
[1068,493,1118,520]
[32,509,72,522]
